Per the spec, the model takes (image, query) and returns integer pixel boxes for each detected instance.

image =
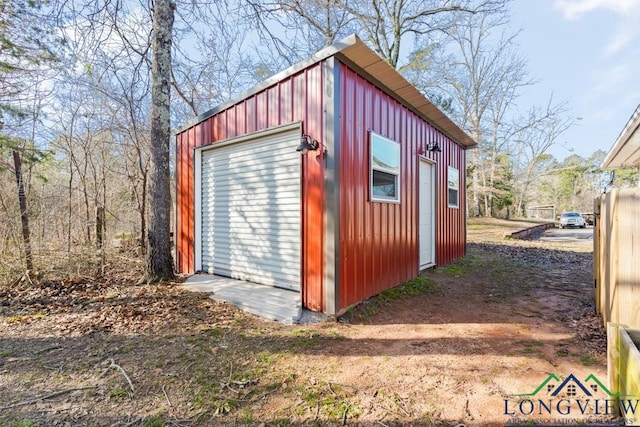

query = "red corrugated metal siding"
[175,64,325,312]
[434,129,467,266]
[175,127,197,274]
[338,64,466,310]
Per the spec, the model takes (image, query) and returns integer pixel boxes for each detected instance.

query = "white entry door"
[419,159,436,268]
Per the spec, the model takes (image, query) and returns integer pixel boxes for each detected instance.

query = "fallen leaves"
[0,266,218,337]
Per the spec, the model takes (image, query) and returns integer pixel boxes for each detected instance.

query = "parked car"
[582,212,595,225]
[559,212,586,229]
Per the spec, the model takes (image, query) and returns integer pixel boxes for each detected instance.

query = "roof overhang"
[174,34,476,149]
[602,104,640,168]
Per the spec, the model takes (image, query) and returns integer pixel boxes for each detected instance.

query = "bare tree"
[245,0,507,69]
[483,39,530,216]
[511,101,573,216]
[172,3,267,118]
[245,0,357,58]
[110,75,151,251]
[60,0,175,279]
[335,0,507,68]
[423,11,532,216]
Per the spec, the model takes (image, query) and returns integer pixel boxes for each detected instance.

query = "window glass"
[372,170,397,199]
[371,137,400,172]
[370,133,400,202]
[448,166,459,208]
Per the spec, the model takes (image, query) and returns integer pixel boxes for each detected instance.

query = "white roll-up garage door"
[200,128,301,291]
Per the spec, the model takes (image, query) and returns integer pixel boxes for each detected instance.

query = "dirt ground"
[0,218,609,426]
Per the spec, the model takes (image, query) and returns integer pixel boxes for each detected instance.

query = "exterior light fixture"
[427,141,442,153]
[296,134,319,154]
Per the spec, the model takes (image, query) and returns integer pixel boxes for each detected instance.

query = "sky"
[509,0,640,161]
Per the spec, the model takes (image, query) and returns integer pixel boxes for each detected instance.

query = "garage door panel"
[201,206,300,220]
[203,147,298,168]
[204,153,298,170]
[204,225,301,238]
[202,175,299,191]
[201,239,299,256]
[201,255,300,274]
[199,265,296,289]
[202,175,299,193]
[200,262,297,282]
[201,255,300,285]
[200,128,301,291]
[202,204,300,215]
[202,249,301,267]
[202,194,300,205]
[204,139,298,160]
[202,191,300,205]
[202,180,300,195]
[201,254,300,275]
[202,233,301,252]
[202,161,299,179]
[206,204,300,221]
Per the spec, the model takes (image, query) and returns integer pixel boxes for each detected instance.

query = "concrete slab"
[182,274,302,324]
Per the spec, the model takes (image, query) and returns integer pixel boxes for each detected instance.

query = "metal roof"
[602,104,640,168]
[175,34,476,148]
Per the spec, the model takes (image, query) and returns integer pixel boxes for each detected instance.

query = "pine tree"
[1,0,57,273]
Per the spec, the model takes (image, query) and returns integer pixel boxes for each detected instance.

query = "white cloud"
[554,0,640,55]
[606,6,640,55]
[605,23,637,55]
[582,60,640,132]
[554,0,640,20]
[588,62,634,100]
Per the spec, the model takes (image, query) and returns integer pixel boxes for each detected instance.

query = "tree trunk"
[470,128,482,217]
[83,184,91,244]
[146,0,175,281]
[95,206,104,249]
[482,165,490,216]
[487,145,497,217]
[12,150,33,271]
[67,151,73,253]
[140,170,147,252]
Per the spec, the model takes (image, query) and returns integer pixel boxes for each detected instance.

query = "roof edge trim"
[602,104,640,168]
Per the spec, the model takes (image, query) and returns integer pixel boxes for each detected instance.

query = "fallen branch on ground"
[162,384,172,407]
[0,386,97,410]
[100,358,134,391]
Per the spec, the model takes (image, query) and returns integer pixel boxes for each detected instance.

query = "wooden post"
[617,189,640,328]
[607,323,620,417]
[619,327,640,422]
[604,190,617,326]
[594,196,600,314]
[608,323,619,393]
[96,206,105,249]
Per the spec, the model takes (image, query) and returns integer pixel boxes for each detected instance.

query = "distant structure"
[527,205,556,220]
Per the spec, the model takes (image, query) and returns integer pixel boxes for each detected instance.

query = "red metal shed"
[174,35,476,316]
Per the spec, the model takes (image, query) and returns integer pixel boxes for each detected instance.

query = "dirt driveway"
[0,218,607,426]
[538,225,593,244]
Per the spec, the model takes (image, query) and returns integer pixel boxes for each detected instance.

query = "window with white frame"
[370,132,400,202]
[448,166,459,208]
